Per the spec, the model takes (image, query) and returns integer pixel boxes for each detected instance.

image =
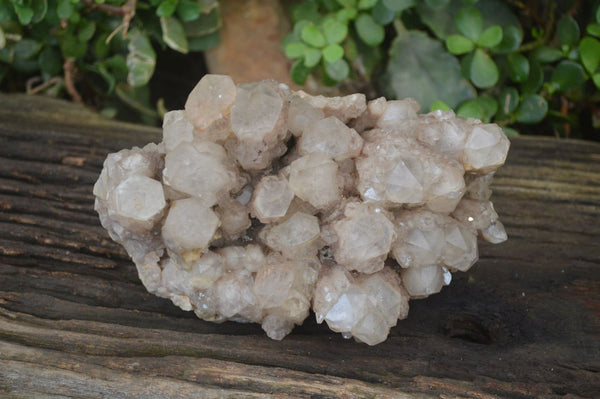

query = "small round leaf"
[493,25,522,54]
[425,0,450,9]
[520,61,543,95]
[291,59,312,85]
[530,45,563,64]
[285,42,306,59]
[496,87,519,118]
[469,48,498,88]
[160,16,189,54]
[457,99,485,120]
[579,37,600,74]
[503,127,520,137]
[301,24,326,48]
[478,25,503,48]
[593,72,600,88]
[455,7,483,41]
[587,23,600,38]
[430,100,452,111]
[176,0,201,22]
[324,58,350,81]
[323,43,344,63]
[507,53,529,83]
[355,13,385,46]
[515,94,548,124]
[57,0,73,19]
[477,96,498,121]
[382,0,416,12]
[38,46,62,76]
[358,0,378,9]
[372,0,395,25]
[337,8,358,22]
[322,17,348,44]
[551,60,584,92]
[446,34,474,55]
[556,15,580,47]
[157,0,178,17]
[304,47,322,67]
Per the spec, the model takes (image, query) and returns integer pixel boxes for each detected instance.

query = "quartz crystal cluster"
[94,74,509,345]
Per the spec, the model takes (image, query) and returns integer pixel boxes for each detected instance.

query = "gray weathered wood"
[0,93,599,398]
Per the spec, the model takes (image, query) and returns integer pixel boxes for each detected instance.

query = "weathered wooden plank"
[0,93,599,398]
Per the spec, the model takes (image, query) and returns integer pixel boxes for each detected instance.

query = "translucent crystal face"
[95,74,509,346]
[185,74,236,131]
[112,175,166,222]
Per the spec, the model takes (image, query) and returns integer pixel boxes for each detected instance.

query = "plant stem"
[516,2,556,53]
[63,59,82,104]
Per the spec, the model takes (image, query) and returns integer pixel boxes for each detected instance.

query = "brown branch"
[80,0,127,16]
[63,59,82,104]
[83,0,137,39]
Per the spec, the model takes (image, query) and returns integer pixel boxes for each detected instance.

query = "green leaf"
[292,2,321,23]
[506,53,529,83]
[31,0,48,23]
[496,87,518,118]
[337,8,358,22]
[161,16,189,53]
[177,0,201,22]
[14,38,42,60]
[382,0,416,12]
[182,8,220,37]
[597,5,600,23]
[579,37,600,74]
[530,45,562,64]
[550,60,584,92]
[60,34,86,59]
[157,0,177,17]
[372,0,395,25]
[301,24,326,48]
[0,26,4,49]
[446,34,474,55]
[355,13,384,46]
[515,94,547,124]
[337,0,357,7]
[38,45,62,76]
[382,30,475,110]
[593,72,600,88]
[94,33,110,59]
[469,48,498,88]
[57,0,73,19]
[503,127,519,137]
[126,29,156,87]
[323,43,344,63]
[188,31,219,51]
[304,47,321,67]
[477,95,498,121]
[556,15,580,47]
[14,5,34,24]
[520,61,543,94]
[322,17,348,44]
[418,0,520,40]
[493,24,522,54]
[455,7,482,41]
[587,23,600,38]
[358,0,378,9]
[477,25,502,48]
[324,58,350,81]
[430,100,452,111]
[425,0,450,9]
[78,21,96,42]
[285,42,306,59]
[457,99,485,119]
[290,58,312,85]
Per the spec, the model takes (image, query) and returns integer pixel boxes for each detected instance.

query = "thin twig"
[26,76,63,95]
[517,2,556,53]
[63,59,83,104]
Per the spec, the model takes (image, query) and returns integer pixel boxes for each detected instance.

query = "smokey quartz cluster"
[94,74,509,345]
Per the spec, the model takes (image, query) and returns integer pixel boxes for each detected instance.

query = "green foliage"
[285,0,600,138]
[0,0,221,123]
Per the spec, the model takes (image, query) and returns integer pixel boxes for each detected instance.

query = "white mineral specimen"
[94,74,509,346]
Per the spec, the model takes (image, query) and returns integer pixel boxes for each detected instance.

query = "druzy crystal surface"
[94,74,509,345]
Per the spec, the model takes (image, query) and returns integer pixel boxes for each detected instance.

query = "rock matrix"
[94,74,509,345]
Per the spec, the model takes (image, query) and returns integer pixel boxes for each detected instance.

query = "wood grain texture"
[0,93,599,398]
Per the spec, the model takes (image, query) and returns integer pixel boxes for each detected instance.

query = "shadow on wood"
[0,94,599,398]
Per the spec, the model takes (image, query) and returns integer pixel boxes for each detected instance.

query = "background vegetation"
[0,0,598,140]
